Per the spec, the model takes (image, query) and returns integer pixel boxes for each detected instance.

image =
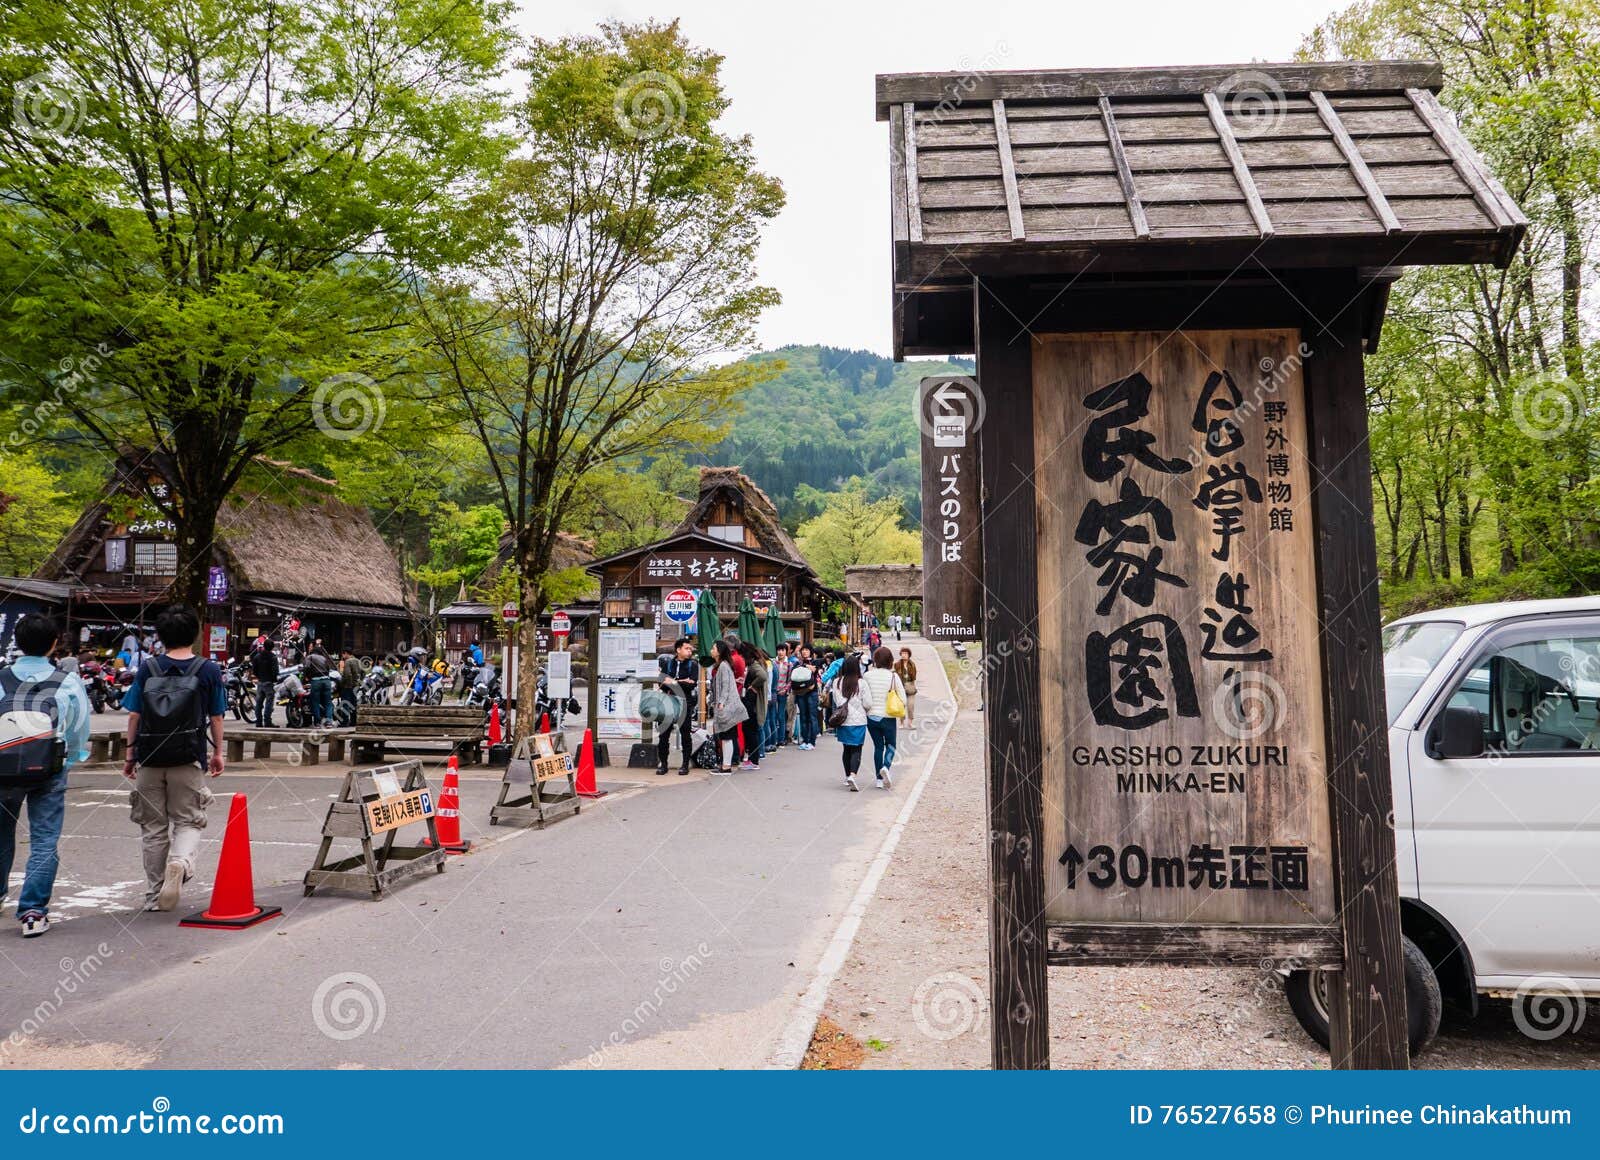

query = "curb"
[763,680,961,1069]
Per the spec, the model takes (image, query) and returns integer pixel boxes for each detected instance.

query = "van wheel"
[1284,936,1442,1057]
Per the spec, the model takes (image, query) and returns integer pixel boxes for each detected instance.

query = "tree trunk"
[174,499,220,609]
[1456,487,1475,580]
[511,533,554,743]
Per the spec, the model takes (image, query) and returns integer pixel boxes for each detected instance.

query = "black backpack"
[135,656,209,766]
[0,668,67,787]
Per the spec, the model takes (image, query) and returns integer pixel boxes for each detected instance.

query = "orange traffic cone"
[422,756,471,854]
[180,794,283,930]
[575,728,606,799]
[537,711,550,734]
[487,702,503,746]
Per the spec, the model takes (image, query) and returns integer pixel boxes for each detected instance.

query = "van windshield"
[1382,620,1464,724]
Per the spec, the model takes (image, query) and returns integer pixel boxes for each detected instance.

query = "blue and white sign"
[663,588,697,624]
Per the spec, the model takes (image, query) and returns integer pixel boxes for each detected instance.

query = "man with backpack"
[0,614,91,938]
[121,604,227,913]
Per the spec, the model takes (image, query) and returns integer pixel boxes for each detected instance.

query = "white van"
[1285,596,1600,1053]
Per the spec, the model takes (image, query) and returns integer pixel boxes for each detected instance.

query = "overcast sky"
[520,0,1346,358]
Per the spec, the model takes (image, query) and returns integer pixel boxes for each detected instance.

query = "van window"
[1383,620,1463,724]
[1441,635,1600,754]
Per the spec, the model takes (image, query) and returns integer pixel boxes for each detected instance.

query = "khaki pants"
[129,764,212,907]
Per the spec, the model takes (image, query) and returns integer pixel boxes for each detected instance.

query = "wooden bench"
[88,733,128,765]
[349,704,485,765]
[224,726,354,766]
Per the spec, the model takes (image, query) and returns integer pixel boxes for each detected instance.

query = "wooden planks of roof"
[880,61,1526,356]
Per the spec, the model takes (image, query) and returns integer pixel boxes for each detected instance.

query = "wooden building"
[36,453,412,658]
[844,563,922,641]
[880,61,1525,1069]
[438,531,597,663]
[586,466,837,646]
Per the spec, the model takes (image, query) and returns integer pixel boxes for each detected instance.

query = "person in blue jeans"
[789,646,819,749]
[0,614,92,938]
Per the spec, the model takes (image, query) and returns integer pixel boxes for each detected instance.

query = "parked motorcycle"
[223,657,252,721]
[78,658,113,713]
[464,664,502,712]
[275,665,311,729]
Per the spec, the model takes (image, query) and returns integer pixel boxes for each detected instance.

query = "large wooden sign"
[919,376,983,640]
[1034,330,1333,928]
[642,552,741,584]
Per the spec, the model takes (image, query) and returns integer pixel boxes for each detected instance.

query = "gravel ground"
[827,645,1600,1070]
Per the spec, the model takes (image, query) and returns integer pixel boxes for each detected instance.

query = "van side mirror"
[1427,706,1485,759]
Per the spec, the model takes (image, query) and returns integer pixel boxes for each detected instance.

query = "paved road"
[1,637,954,1069]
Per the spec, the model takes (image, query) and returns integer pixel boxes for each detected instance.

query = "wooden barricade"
[303,760,448,898]
[489,733,580,829]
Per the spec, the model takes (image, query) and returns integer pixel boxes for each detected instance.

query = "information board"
[1033,330,1333,928]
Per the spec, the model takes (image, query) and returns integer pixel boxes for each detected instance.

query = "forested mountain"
[695,344,972,526]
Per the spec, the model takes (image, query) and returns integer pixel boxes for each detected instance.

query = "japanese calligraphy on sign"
[643,552,741,583]
[364,788,435,835]
[1034,330,1332,927]
[919,376,983,640]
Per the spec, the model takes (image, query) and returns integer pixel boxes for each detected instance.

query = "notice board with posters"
[1034,330,1333,929]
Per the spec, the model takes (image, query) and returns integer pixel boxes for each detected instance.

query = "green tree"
[0,452,76,574]
[411,20,783,734]
[795,478,921,588]
[568,454,697,557]
[1303,0,1600,613]
[0,0,514,604]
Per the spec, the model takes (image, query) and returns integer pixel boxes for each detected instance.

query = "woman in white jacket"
[860,646,906,788]
[828,655,870,791]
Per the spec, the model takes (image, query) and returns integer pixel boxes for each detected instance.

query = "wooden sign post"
[882,61,1527,1070]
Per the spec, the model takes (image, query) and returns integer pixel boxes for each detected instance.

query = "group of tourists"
[655,632,919,793]
[1,604,226,939]
[245,634,364,728]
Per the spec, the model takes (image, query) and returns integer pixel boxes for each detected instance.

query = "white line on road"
[763,698,960,1069]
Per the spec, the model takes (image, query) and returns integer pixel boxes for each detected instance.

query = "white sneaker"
[157,861,185,911]
[882,768,893,789]
[20,912,48,938]
[709,768,732,777]
[846,773,859,792]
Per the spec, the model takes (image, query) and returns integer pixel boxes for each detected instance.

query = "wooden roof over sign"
[877,61,1527,356]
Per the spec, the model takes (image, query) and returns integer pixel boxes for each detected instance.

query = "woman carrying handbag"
[827,655,871,792]
[708,640,748,775]
[861,646,907,789]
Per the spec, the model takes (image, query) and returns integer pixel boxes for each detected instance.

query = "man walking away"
[248,637,279,727]
[656,638,699,775]
[303,644,335,727]
[122,605,226,913]
[0,614,91,938]
[338,649,361,724]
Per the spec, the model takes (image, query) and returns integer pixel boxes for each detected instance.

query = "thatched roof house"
[36,452,412,657]
[585,465,840,644]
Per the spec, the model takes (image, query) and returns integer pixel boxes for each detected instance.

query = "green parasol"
[737,597,761,650]
[693,588,721,664]
[762,604,784,655]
